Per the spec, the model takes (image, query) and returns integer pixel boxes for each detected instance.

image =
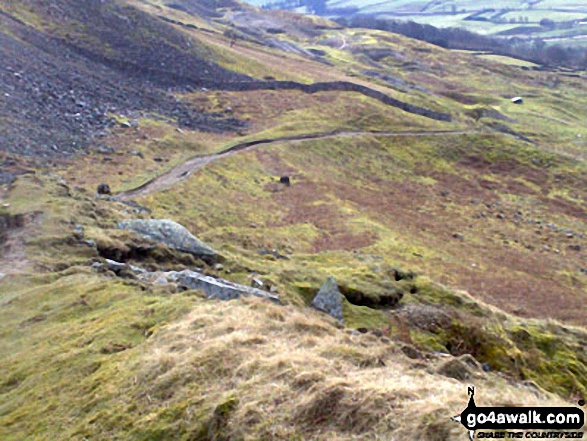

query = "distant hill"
[245,0,587,47]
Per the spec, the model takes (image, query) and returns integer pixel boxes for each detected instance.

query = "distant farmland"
[246,0,587,46]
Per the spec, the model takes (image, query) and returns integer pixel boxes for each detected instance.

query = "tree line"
[336,16,587,70]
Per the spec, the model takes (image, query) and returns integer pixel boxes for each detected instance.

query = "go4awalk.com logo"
[451,387,585,440]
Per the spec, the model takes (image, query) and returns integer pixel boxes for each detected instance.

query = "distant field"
[501,10,587,22]
[247,0,587,46]
[376,13,522,35]
[252,0,587,15]
[474,53,540,67]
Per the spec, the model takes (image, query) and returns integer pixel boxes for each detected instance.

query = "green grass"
[2,1,587,439]
[0,269,202,440]
[2,169,586,440]
[138,129,587,326]
[474,54,540,67]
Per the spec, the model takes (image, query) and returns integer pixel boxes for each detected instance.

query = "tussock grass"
[0,156,586,441]
[55,296,582,440]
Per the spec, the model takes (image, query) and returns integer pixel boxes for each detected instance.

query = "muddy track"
[116,129,477,200]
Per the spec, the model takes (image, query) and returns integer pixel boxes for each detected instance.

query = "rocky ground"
[0,1,248,163]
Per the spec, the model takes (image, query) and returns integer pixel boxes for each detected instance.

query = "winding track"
[115,129,478,200]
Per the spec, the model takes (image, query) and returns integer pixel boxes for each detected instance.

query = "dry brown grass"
[111,297,580,440]
[3,3,587,438]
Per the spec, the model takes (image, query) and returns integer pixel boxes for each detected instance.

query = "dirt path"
[116,129,478,200]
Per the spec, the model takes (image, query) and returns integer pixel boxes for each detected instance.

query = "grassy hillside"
[1,0,587,439]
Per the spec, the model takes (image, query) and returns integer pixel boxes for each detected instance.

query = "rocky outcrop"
[118,219,218,261]
[0,1,247,159]
[95,258,280,303]
[312,276,344,321]
[168,270,280,303]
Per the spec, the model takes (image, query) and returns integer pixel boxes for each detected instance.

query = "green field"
[475,53,540,66]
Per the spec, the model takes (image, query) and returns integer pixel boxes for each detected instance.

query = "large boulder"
[118,219,218,261]
[436,355,481,381]
[312,276,344,322]
[169,270,280,303]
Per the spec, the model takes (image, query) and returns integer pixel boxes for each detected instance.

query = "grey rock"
[153,275,169,285]
[432,351,452,357]
[135,271,161,283]
[250,277,264,289]
[105,259,127,273]
[96,145,114,154]
[457,354,482,371]
[312,276,343,321]
[0,171,16,185]
[119,219,217,260]
[170,270,279,303]
[130,264,146,274]
[401,344,422,360]
[436,357,474,381]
